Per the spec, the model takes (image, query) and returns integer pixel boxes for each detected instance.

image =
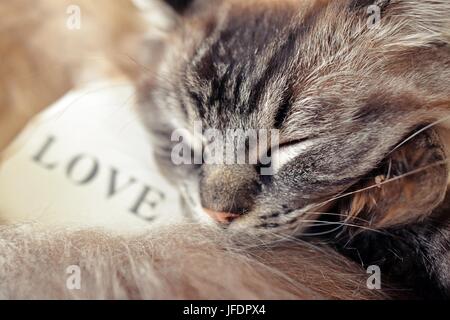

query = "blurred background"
[0,1,183,228]
[0,0,170,150]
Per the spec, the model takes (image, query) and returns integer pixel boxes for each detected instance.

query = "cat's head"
[137,0,450,236]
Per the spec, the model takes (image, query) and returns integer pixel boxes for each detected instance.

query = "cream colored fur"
[0,224,387,299]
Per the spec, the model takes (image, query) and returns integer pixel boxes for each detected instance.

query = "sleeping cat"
[137,0,450,298]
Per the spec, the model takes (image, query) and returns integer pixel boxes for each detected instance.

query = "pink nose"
[204,208,240,224]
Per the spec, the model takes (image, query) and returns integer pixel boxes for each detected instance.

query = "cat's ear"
[128,0,197,78]
[339,128,448,230]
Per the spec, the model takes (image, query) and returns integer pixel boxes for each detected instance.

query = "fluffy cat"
[137,0,450,298]
[1,0,449,300]
[0,0,390,299]
[0,0,388,300]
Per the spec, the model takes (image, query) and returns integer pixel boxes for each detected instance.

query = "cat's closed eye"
[269,138,314,175]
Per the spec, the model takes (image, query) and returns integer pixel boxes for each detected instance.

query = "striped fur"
[0,0,391,300]
[138,0,450,297]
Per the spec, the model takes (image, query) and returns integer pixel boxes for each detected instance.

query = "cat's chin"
[186,204,320,238]
[186,207,333,245]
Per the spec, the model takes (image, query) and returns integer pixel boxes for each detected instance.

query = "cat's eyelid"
[270,138,315,174]
[276,137,310,151]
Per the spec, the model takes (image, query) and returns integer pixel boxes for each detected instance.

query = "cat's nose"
[200,164,261,216]
[203,208,240,224]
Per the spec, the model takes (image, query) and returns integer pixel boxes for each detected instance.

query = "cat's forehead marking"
[177,0,353,135]
[180,2,325,131]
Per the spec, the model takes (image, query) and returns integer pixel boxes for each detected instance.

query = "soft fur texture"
[0,224,388,299]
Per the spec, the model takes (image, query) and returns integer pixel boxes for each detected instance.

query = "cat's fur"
[0,0,393,300]
[1,0,449,299]
[0,224,387,299]
[137,0,450,298]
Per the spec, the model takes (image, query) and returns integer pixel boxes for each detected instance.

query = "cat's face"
[138,0,450,236]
